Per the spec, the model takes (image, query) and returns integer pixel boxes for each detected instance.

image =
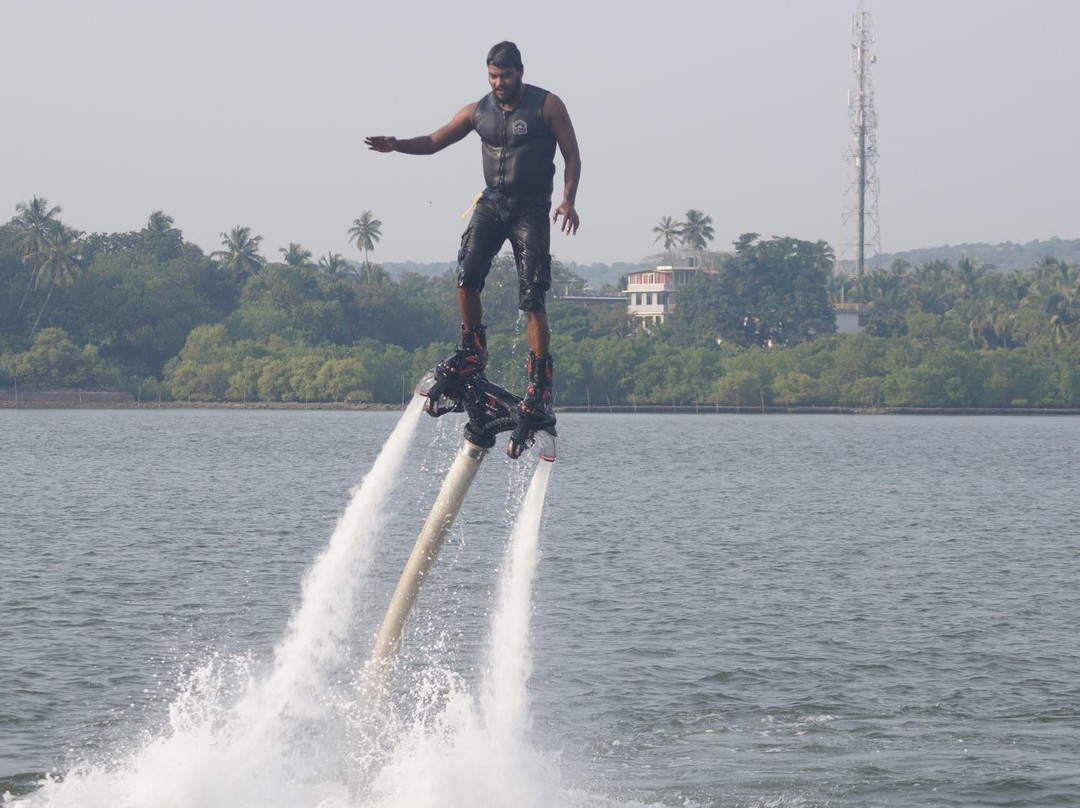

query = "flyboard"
[348,367,556,797]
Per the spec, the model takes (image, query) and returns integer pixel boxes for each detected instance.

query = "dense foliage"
[3,201,1080,409]
[673,234,836,348]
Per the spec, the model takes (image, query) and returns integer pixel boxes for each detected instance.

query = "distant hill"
[381,259,647,290]
[382,238,1080,288]
[859,238,1080,273]
[381,260,457,278]
[565,261,648,289]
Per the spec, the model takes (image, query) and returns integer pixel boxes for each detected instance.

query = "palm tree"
[281,243,314,269]
[318,252,350,276]
[1045,290,1079,345]
[30,224,84,337]
[652,216,683,252]
[138,209,184,261]
[12,196,63,317]
[951,257,987,305]
[681,209,715,253]
[1001,270,1032,306]
[865,267,906,310]
[811,240,835,274]
[1033,256,1075,290]
[910,260,950,314]
[347,211,382,269]
[212,226,264,279]
[13,197,62,262]
[145,210,175,232]
[991,308,1018,349]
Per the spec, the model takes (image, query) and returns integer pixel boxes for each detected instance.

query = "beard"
[494,76,522,103]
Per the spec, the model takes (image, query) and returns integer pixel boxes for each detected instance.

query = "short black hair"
[486,41,523,72]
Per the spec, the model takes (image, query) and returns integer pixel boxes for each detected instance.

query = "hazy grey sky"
[4,1,1078,267]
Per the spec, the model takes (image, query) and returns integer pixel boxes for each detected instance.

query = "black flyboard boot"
[507,351,556,459]
[437,325,488,380]
[518,351,555,424]
[425,325,488,413]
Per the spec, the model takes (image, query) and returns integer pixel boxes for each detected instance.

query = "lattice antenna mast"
[839,6,882,275]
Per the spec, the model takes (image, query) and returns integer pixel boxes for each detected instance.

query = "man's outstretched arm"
[544,93,581,235]
[365,103,477,155]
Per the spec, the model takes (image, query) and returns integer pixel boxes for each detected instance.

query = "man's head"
[486,41,524,104]
[487,41,523,72]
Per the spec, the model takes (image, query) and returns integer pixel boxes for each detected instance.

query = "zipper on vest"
[498,108,510,194]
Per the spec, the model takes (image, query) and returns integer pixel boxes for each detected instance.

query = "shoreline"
[0,388,402,411]
[1,389,1077,416]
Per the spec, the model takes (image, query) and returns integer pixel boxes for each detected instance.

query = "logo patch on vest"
[512,119,528,136]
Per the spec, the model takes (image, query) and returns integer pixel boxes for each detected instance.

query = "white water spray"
[360,458,560,808]
[12,397,425,808]
[483,459,553,743]
[10,400,590,808]
[241,396,426,732]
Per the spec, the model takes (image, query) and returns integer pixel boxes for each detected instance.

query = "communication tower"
[838,6,882,275]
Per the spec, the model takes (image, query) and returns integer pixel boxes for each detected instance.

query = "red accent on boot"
[436,326,488,379]
[518,352,554,417]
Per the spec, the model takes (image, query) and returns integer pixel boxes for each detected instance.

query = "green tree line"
[3,199,1080,409]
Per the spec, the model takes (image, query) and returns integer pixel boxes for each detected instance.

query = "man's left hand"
[553,203,579,235]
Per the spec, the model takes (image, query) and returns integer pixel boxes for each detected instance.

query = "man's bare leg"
[435,286,487,380]
[525,310,550,358]
[459,287,483,332]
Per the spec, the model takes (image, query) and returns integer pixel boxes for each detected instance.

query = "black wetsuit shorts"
[457,194,551,313]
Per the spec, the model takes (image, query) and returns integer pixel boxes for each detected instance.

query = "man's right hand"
[365,136,397,152]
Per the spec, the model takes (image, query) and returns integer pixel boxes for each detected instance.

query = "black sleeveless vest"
[473,84,557,202]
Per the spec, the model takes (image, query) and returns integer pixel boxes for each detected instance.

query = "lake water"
[1,407,1078,807]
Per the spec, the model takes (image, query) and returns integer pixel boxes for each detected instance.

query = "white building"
[833,302,868,333]
[624,258,716,327]
[625,259,864,335]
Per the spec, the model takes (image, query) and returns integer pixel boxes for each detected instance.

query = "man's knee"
[456,272,485,292]
[518,281,548,314]
[517,251,551,311]
[457,254,492,291]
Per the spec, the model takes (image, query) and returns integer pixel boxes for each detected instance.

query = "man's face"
[488,63,522,104]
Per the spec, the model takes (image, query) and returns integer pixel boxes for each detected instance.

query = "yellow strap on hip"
[461,192,483,219]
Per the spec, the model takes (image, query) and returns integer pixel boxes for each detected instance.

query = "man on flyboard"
[365,40,581,429]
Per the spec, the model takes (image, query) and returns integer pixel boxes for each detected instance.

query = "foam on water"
[359,459,559,808]
[7,403,617,808]
[8,398,425,808]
